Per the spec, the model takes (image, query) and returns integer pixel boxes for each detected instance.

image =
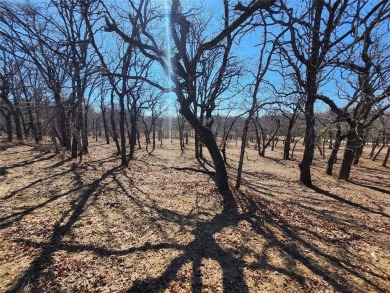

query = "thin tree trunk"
[129,112,137,159]
[51,126,59,153]
[102,106,110,144]
[236,115,252,190]
[284,122,294,159]
[382,146,390,167]
[119,93,127,166]
[326,124,341,175]
[373,141,385,161]
[110,93,121,155]
[26,100,39,143]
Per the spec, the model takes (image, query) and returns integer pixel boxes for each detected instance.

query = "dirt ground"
[0,136,389,293]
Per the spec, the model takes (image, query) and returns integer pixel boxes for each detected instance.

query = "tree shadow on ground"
[350,181,390,195]
[309,185,390,219]
[6,166,122,292]
[4,158,389,293]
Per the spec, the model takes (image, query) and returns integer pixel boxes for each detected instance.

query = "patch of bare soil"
[0,138,389,292]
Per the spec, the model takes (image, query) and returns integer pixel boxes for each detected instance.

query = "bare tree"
[84,0,277,199]
[271,0,388,185]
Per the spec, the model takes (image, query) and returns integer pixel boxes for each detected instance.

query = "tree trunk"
[102,106,110,144]
[54,91,69,149]
[26,100,39,143]
[373,141,385,161]
[181,106,231,199]
[119,94,127,166]
[328,128,333,149]
[236,115,252,190]
[129,112,137,159]
[382,146,390,167]
[152,122,156,152]
[338,129,356,180]
[35,104,43,141]
[110,94,121,155]
[10,96,24,141]
[50,126,59,153]
[71,133,78,159]
[283,122,294,159]
[137,130,142,149]
[79,100,88,154]
[352,124,364,165]
[369,140,378,158]
[326,124,341,175]
[4,110,13,142]
[84,105,89,146]
[299,99,316,186]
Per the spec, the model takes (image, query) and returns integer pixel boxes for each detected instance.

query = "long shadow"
[351,181,390,195]
[239,193,388,293]
[310,185,390,219]
[0,185,83,230]
[127,207,248,293]
[114,172,250,293]
[1,169,72,200]
[2,153,56,170]
[7,165,121,292]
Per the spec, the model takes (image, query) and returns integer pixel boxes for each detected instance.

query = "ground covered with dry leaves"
[0,137,389,293]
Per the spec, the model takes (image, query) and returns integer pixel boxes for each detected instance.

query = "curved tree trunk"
[181,106,231,200]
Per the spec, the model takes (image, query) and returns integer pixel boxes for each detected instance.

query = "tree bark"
[382,146,390,167]
[338,129,356,180]
[326,124,341,175]
[236,115,252,190]
[181,106,230,197]
[352,124,364,165]
[119,93,127,166]
[101,105,110,144]
[299,99,316,186]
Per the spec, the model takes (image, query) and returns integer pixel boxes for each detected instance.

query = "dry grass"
[0,137,389,292]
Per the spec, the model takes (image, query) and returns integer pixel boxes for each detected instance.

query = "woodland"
[0,0,389,292]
